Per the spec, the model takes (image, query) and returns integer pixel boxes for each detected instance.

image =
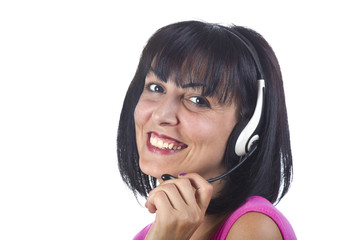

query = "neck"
[190,212,228,240]
[190,179,229,240]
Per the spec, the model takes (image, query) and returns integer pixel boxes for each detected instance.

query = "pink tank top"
[133,196,296,240]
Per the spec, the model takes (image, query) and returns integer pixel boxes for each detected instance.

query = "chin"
[139,160,169,179]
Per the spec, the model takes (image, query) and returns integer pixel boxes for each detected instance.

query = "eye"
[147,83,164,93]
[189,96,210,108]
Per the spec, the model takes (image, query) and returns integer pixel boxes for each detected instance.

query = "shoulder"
[212,196,296,240]
[226,212,283,240]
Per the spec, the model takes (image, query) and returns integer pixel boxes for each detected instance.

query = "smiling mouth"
[148,132,188,150]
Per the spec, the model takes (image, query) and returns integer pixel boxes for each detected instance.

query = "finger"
[157,177,198,208]
[169,177,198,206]
[146,190,173,214]
[178,173,213,212]
[146,183,187,212]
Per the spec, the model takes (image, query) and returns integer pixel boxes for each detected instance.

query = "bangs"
[151,49,234,104]
[143,22,256,105]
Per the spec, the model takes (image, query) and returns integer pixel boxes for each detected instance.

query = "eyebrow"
[181,82,207,89]
[149,68,207,89]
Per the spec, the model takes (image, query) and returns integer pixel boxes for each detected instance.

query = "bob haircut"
[117,20,292,215]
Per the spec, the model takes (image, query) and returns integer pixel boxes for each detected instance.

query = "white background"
[1,0,360,239]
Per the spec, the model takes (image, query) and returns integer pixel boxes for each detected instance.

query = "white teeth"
[150,136,183,150]
[150,137,157,146]
[156,140,163,148]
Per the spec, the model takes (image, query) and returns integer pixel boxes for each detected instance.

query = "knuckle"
[204,182,214,194]
[151,190,160,200]
[178,178,192,188]
[153,190,166,201]
[190,206,204,223]
[160,182,177,193]
[192,211,202,223]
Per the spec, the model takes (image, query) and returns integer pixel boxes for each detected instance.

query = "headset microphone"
[206,145,258,183]
[161,145,258,183]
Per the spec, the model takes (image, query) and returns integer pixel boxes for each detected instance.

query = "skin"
[134,70,282,239]
[134,70,238,181]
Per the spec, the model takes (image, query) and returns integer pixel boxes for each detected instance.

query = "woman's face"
[134,70,238,181]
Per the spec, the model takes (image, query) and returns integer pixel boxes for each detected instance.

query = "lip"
[150,131,185,143]
[146,131,187,155]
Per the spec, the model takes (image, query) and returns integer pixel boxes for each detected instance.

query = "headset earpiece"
[234,79,265,156]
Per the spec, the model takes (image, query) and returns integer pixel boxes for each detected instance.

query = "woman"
[117,20,296,239]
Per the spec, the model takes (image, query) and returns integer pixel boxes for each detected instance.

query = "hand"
[144,173,213,240]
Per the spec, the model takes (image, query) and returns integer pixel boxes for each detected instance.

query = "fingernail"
[179,173,187,176]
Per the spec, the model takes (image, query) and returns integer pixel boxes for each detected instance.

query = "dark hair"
[117,20,292,215]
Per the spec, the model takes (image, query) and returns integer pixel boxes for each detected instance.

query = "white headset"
[235,79,265,156]
[222,28,266,157]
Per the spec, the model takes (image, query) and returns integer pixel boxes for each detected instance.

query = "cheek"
[134,104,142,127]
[189,116,236,142]
[183,118,227,150]
[134,99,151,127]
[134,100,152,148]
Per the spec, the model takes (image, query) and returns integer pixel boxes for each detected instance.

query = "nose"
[152,95,180,126]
